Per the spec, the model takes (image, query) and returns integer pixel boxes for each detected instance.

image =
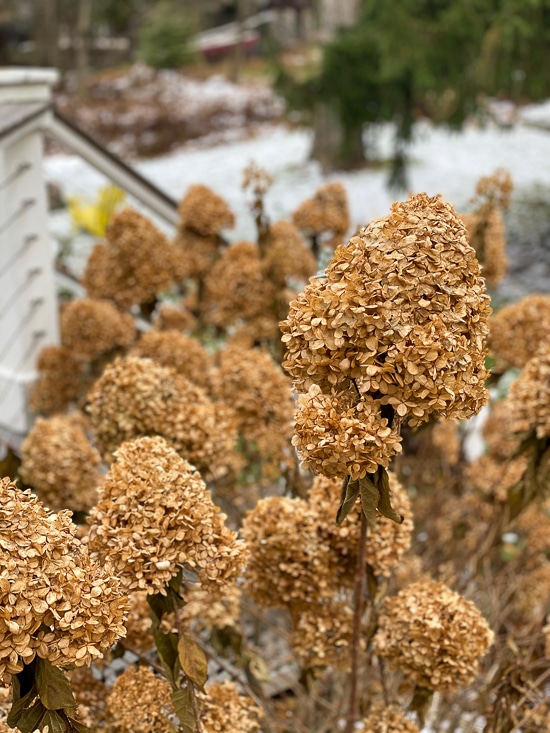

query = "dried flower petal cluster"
[507,348,550,439]
[431,419,461,466]
[374,579,493,692]
[105,665,174,733]
[19,413,102,512]
[460,208,507,289]
[86,355,238,478]
[307,472,413,580]
[262,220,317,286]
[293,182,350,248]
[488,295,550,372]
[87,436,246,593]
[131,329,211,388]
[178,184,235,237]
[362,706,420,733]
[29,346,83,416]
[289,599,354,670]
[200,680,263,733]
[153,303,196,333]
[60,298,136,360]
[0,477,127,681]
[82,208,187,308]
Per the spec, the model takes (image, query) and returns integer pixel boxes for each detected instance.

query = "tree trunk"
[229,0,247,83]
[75,0,93,100]
[36,0,59,68]
[310,101,365,172]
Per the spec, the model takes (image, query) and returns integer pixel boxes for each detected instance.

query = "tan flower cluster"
[152,303,196,333]
[307,472,413,581]
[480,399,522,458]
[293,182,350,248]
[292,385,402,479]
[29,345,83,416]
[19,413,102,512]
[68,665,108,729]
[242,495,333,611]
[119,592,154,655]
[431,419,461,466]
[0,477,127,681]
[174,229,223,282]
[282,194,491,478]
[211,345,294,472]
[200,680,263,733]
[512,562,550,620]
[362,706,420,733]
[60,298,136,360]
[178,184,235,237]
[507,348,550,439]
[86,355,238,478]
[105,666,174,733]
[544,618,550,658]
[86,436,246,594]
[181,581,242,633]
[460,208,507,289]
[262,220,318,286]
[130,329,211,388]
[474,167,513,209]
[203,241,277,332]
[488,295,550,372]
[82,208,187,308]
[374,579,494,692]
[464,452,528,503]
[289,599,354,670]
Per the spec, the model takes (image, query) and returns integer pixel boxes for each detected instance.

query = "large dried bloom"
[130,329,211,388]
[474,167,513,210]
[262,220,318,286]
[178,184,235,237]
[203,242,276,331]
[282,193,491,436]
[431,419,461,466]
[68,665,108,729]
[211,345,294,473]
[307,472,413,580]
[293,182,350,248]
[507,348,550,439]
[488,295,550,372]
[460,207,508,289]
[60,298,136,360]
[200,680,263,733]
[87,436,246,594]
[0,477,127,681]
[105,665,174,733]
[29,345,83,415]
[19,413,102,512]
[86,355,238,478]
[512,561,550,620]
[362,706,420,733]
[82,208,187,308]
[289,599,354,671]
[152,303,196,333]
[120,592,155,655]
[292,385,402,479]
[181,581,242,633]
[174,229,223,281]
[242,495,332,611]
[464,452,528,503]
[374,579,494,692]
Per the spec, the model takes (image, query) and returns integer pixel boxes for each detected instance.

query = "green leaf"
[377,468,404,524]
[65,714,90,733]
[147,592,175,631]
[359,474,379,530]
[43,710,73,733]
[7,671,39,728]
[15,698,47,733]
[35,658,76,711]
[155,632,180,687]
[178,634,208,691]
[171,686,197,733]
[335,476,361,526]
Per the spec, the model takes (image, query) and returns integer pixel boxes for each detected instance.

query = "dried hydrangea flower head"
[289,599,354,671]
[0,477,127,681]
[293,182,350,250]
[130,329,212,389]
[152,303,196,333]
[307,472,413,581]
[28,345,83,416]
[203,241,277,334]
[507,347,550,439]
[178,184,235,237]
[211,345,294,476]
[87,436,246,594]
[105,665,174,733]
[60,298,136,361]
[431,418,461,466]
[86,355,238,479]
[19,413,102,512]
[200,680,263,733]
[242,495,333,612]
[282,193,491,478]
[474,167,513,210]
[262,220,318,287]
[82,208,187,308]
[460,208,507,289]
[374,578,493,692]
[488,295,550,372]
[362,706,420,733]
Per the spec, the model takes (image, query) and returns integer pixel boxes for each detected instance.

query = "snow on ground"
[44,113,550,275]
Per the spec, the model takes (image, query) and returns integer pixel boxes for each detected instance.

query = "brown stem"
[345,509,368,733]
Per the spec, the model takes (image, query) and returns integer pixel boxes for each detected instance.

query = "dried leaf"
[377,468,404,524]
[172,686,197,733]
[154,632,180,687]
[36,658,76,711]
[359,474,379,530]
[335,476,360,526]
[178,634,208,691]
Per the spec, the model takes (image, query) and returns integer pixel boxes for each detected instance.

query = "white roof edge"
[0,67,60,103]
